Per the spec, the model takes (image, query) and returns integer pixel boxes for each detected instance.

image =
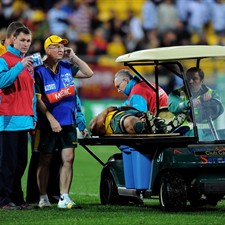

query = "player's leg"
[121,115,147,134]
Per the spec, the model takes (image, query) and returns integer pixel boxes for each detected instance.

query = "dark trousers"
[26,136,61,203]
[0,131,28,206]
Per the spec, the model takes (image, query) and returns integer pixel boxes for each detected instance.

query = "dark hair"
[6,21,25,39]
[186,67,204,80]
[13,26,31,38]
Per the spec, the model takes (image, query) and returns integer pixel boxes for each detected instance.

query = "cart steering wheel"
[194,98,224,122]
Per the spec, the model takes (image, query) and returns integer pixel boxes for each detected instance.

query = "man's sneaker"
[163,113,186,133]
[58,198,81,209]
[39,198,51,208]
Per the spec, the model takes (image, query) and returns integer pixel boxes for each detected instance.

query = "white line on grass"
[70,192,99,197]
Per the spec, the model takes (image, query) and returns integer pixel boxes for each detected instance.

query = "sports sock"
[40,194,48,200]
[61,193,69,200]
[134,122,146,133]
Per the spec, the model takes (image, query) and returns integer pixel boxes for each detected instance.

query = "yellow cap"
[44,35,68,50]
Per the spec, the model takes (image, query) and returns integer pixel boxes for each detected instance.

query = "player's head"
[114,69,133,93]
[5,21,25,46]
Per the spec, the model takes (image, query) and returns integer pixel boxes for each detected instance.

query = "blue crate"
[122,147,135,189]
[132,150,151,190]
[121,146,151,190]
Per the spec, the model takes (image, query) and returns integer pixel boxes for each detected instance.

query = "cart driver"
[168,67,223,136]
[89,106,186,136]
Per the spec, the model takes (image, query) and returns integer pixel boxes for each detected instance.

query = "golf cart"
[78,45,225,211]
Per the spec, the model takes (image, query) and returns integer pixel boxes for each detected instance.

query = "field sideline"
[1,144,225,225]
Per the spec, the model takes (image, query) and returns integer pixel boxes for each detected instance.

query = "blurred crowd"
[1,0,225,63]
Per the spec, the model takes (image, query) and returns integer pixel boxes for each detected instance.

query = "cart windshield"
[116,45,225,143]
[186,59,225,142]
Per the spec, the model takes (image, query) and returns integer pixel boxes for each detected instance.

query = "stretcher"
[78,134,196,166]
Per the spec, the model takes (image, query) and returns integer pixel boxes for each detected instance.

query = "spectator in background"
[160,29,178,47]
[157,0,179,34]
[160,64,183,94]
[26,9,48,42]
[89,7,103,33]
[106,34,126,57]
[141,0,158,34]
[0,2,9,29]
[0,26,37,210]
[140,29,160,49]
[47,0,69,36]
[106,9,126,42]
[211,0,225,45]
[196,33,209,45]
[175,20,191,45]
[28,39,45,55]
[68,0,92,37]
[122,9,144,52]
[175,0,189,25]
[186,0,209,37]
[92,27,108,55]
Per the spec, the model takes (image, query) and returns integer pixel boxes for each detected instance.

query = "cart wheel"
[159,172,187,211]
[189,193,203,207]
[100,171,119,205]
[206,194,224,206]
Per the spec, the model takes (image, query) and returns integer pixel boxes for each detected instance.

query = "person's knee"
[62,149,74,166]
[123,116,145,133]
[38,153,53,167]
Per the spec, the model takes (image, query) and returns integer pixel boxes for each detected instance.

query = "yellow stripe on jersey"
[105,111,116,134]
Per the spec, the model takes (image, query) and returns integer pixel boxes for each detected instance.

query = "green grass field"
[1,144,225,225]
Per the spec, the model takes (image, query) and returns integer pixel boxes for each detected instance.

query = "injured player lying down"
[89,106,186,136]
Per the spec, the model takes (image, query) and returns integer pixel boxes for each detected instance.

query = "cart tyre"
[206,194,224,206]
[159,172,187,211]
[100,170,119,205]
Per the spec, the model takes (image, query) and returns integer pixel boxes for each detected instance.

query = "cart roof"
[115,45,225,63]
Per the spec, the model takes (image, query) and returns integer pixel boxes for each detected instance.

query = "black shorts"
[34,124,77,153]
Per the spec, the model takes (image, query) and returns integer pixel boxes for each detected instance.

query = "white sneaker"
[39,198,51,208]
[57,198,81,209]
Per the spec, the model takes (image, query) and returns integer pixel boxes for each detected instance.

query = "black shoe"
[150,119,166,134]
[1,202,21,210]
[20,203,38,210]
